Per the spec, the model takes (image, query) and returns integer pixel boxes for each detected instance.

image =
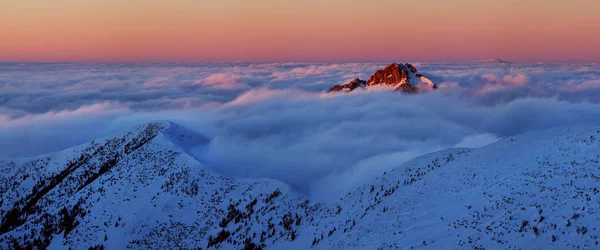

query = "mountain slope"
[288,125,600,249]
[0,121,309,249]
[2,122,600,249]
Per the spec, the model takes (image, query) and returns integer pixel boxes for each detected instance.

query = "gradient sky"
[1,0,599,62]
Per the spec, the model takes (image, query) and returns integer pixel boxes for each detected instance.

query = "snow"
[417,76,436,89]
[2,121,600,249]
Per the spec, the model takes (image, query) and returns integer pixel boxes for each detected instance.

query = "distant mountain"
[2,121,600,249]
[471,58,513,63]
[328,63,437,93]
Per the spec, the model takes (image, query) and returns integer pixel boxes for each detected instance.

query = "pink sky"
[1,0,599,62]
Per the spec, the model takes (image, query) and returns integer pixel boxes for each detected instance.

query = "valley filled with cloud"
[2,62,600,199]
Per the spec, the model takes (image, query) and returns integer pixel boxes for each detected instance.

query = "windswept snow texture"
[1,122,600,249]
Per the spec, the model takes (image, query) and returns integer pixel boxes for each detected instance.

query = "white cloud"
[2,62,600,200]
[196,73,249,90]
[502,74,528,85]
[453,133,500,148]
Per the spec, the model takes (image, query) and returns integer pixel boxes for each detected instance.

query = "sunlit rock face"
[328,78,367,92]
[328,63,437,93]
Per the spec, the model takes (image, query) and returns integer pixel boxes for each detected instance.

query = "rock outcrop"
[328,63,436,93]
[328,78,367,92]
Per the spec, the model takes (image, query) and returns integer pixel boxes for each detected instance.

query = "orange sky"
[1,0,599,62]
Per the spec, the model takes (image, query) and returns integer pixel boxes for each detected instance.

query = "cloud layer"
[2,62,600,200]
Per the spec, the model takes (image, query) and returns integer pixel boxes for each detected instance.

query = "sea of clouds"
[1,61,600,200]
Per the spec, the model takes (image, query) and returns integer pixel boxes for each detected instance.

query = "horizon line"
[1,59,598,64]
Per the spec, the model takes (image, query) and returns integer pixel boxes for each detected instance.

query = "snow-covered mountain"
[328,63,437,93]
[2,121,600,249]
[0,121,308,250]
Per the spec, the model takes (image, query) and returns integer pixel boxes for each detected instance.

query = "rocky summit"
[328,63,436,93]
[328,78,366,92]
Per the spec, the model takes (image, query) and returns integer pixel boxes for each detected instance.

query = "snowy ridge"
[2,122,600,249]
[398,63,437,91]
[302,125,600,249]
[0,121,306,249]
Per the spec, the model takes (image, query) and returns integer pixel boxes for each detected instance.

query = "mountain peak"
[328,78,366,92]
[328,63,436,93]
